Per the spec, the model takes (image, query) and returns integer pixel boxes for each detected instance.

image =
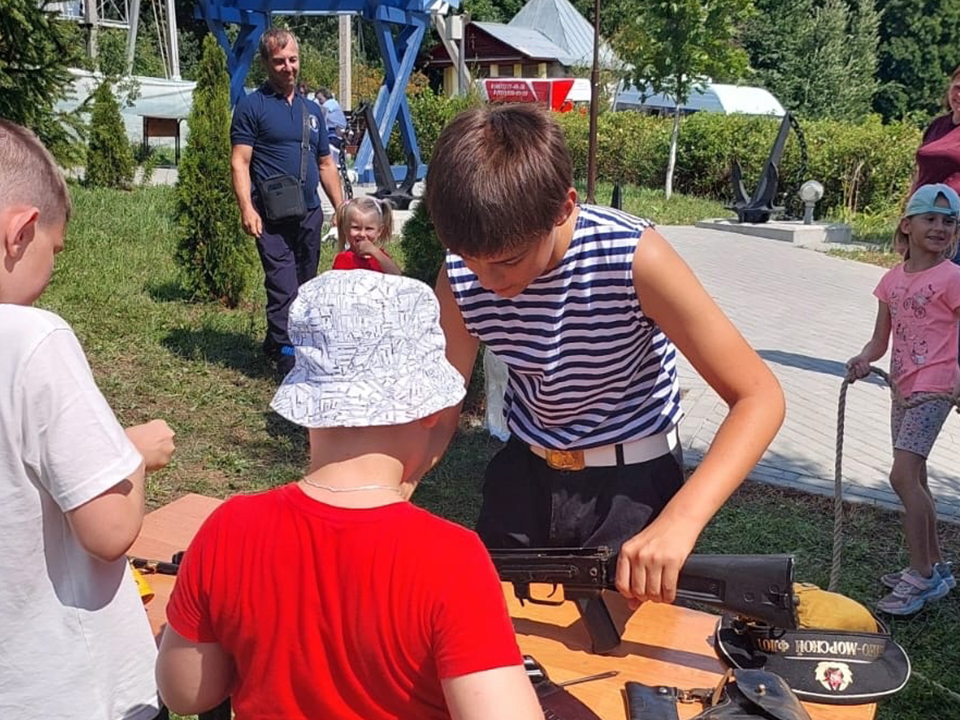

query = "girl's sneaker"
[880,562,956,590]
[876,568,950,616]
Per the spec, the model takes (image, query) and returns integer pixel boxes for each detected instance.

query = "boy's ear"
[1,206,41,260]
[555,188,579,227]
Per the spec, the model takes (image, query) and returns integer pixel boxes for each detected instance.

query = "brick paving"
[660,226,960,521]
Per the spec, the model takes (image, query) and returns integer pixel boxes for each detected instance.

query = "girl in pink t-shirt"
[847,183,960,615]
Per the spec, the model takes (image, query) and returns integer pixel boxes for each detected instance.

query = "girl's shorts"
[890,396,953,458]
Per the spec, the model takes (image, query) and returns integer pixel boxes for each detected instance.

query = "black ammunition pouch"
[714,615,910,705]
[625,669,811,720]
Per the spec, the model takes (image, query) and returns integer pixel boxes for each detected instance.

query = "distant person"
[847,184,960,615]
[156,271,543,720]
[0,119,176,719]
[231,29,344,375]
[332,196,401,274]
[425,104,785,606]
[316,86,348,132]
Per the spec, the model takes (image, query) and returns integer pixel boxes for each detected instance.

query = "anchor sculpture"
[357,102,417,209]
[728,113,796,224]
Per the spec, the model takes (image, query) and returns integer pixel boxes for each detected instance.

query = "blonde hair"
[0,120,71,226]
[943,64,960,112]
[335,197,393,252]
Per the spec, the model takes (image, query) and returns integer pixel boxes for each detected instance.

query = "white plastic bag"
[483,350,511,441]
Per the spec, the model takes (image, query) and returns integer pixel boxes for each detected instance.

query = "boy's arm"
[616,227,785,606]
[412,268,480,482]
[67,419,175,561]
[442,666,544,720]
[847,301,891,378]
[156,626,234,715]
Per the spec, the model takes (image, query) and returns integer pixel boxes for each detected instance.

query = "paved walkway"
[660,226,960,521]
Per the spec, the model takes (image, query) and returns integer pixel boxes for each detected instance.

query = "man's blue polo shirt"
[231,84,330,211]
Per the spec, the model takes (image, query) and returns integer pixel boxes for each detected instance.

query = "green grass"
[47,186,960,720]
[575,181,728,224]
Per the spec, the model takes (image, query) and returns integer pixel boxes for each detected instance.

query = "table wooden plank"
[130,494,875,720]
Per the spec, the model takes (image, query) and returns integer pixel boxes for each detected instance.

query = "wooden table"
[130,494,876,720]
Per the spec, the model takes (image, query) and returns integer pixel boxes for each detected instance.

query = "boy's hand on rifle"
[615,515,699,608]
[846,354,871,380]
[126,419,176,472]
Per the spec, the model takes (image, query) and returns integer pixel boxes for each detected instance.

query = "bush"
[84,80,136,189]
[553,110,919,218]
[175,35,254,307]
[0,2,85,165]
[400,200,445,286]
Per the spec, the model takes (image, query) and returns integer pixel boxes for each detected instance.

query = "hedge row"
[405,90,921,217]
[555,111,920,216]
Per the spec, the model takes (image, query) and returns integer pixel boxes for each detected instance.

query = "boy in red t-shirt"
[331,196,402,274]
[156,270,541,720]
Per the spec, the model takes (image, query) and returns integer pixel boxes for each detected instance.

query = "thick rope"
[831,366,960,591]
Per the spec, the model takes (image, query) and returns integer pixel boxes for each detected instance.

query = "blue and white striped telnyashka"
[446,204,683,451]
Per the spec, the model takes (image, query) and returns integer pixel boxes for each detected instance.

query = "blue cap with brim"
[905,183,960,218]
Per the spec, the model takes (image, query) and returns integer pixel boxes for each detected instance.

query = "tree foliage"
[873,0,960,122]
[0,1,85,164]
[175,35,254,306]
[84,80,135,188]
[613,0,753,197]
[743,0,879,121]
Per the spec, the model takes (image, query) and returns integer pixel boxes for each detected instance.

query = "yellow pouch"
[795,582,878,632]
[130,564,155,605]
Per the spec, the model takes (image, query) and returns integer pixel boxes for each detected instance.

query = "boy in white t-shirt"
[0,120,176,720]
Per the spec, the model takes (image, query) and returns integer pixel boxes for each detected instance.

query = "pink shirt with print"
[875,260,960,395]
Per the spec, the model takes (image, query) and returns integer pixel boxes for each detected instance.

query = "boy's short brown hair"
[0,120,71,226]
[425,104,572,257]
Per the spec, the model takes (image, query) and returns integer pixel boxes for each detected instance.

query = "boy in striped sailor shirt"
[425,104,785,607]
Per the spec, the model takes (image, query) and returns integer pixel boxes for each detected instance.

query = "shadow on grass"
[162,327,274,380]
[758,349,887,386]
[146,278,193,303]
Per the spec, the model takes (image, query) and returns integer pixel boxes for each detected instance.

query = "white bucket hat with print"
[270,270,466,428]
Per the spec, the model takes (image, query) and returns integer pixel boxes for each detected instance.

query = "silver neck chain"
[301,477,403,496]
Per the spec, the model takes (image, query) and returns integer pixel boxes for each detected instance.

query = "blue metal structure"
[195,0,458,182]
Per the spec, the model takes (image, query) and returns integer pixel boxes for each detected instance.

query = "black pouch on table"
[257,102,309,223]
[625,668,812,720]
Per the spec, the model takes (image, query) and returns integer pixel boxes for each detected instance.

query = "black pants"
[255,204,325,352]
[476,437,684,552]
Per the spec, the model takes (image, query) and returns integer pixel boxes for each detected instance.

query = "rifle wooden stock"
[490,547,798,655]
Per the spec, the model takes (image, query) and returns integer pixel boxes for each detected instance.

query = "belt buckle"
[544,449,586,471]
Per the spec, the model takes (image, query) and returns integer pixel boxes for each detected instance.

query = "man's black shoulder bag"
[257,98,309,223]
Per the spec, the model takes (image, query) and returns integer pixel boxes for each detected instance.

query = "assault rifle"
[491,547,797,654]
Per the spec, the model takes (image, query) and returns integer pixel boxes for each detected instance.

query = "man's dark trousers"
[255,204,325,354]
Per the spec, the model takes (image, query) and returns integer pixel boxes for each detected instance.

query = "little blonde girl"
[332,196,401,275]
[847,183,960,615]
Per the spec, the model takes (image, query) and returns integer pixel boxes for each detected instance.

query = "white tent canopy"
[613,80,785,116]
[57,69,195,144]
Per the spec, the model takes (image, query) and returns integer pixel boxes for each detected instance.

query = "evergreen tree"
[175,35,254,307]
[743,0,879,121]
[84,80,135,188]
[873,0,960,121]
[614,0,753,198]
[0,1,85,164]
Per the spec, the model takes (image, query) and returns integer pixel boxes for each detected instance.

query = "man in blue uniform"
[231,28,344,375]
